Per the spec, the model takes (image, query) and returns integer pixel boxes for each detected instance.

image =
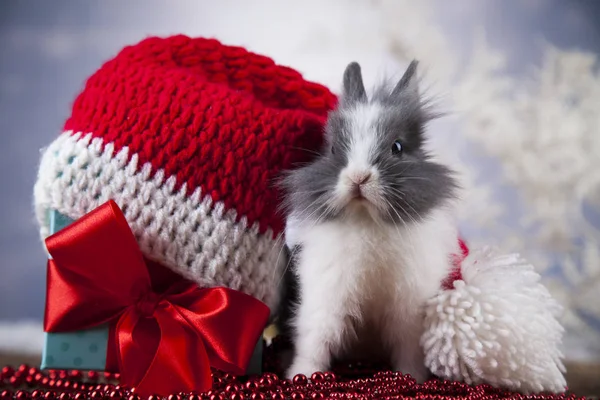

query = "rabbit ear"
[390,60,419,101]
[342,62,367,105]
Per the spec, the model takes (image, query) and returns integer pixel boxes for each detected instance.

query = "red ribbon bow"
[44,200,270,396]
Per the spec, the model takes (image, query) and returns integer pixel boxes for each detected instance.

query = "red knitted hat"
[33,35,337,310]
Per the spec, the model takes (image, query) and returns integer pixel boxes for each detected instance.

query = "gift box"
[41,201,270,396]
[41,211,111,372]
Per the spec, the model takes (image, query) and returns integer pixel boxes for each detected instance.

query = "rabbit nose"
[352,172,372,185]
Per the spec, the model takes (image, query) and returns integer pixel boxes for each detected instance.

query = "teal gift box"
[41,209,264,374]
[41,211,112,371]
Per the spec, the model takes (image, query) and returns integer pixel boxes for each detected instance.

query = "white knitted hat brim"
[33,131,283,311]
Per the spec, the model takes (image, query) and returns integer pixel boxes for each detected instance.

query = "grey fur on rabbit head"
[280,60,458,226]
[279,61,462,382]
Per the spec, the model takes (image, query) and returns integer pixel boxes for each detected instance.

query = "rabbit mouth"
[347,189,377,210]
[344,180,381,207]
[350,185,365,200]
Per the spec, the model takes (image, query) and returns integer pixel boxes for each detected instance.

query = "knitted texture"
[33,35,337,310]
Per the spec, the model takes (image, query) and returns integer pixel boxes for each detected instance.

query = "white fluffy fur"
[284,103,459,381]
[421,246,566,393]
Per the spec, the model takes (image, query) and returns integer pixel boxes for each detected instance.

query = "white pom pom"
[421,246,566,394]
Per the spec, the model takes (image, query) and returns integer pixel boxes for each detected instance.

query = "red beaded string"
[0,339,584,400]
[0,364,583,400]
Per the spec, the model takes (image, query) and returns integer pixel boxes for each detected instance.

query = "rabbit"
[277,60,461,383]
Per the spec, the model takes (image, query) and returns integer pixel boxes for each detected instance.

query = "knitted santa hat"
[33,35,337,311]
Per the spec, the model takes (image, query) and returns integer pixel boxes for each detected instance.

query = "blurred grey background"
[1,0,599,365]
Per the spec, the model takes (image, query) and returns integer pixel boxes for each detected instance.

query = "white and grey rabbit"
[277,60,461,382]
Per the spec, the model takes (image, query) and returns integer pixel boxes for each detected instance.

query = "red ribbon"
[44,200,270,396]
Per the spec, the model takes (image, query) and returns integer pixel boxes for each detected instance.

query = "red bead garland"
[0,338,584,400]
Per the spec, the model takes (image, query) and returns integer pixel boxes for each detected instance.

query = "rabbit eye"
[391,140,403,156]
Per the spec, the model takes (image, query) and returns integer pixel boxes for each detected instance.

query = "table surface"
[0,352,598,398]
